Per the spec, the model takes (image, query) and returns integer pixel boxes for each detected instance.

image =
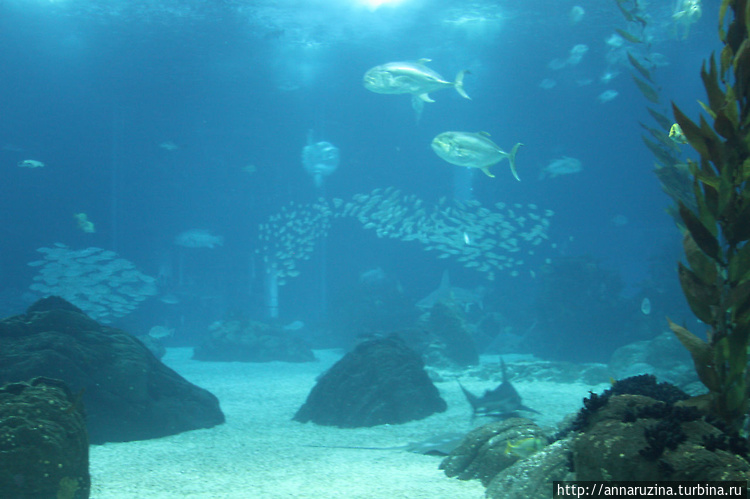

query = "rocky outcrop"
[573,394,750,481]
[194,319,315,363]
[424,302,479,367]
[441,418,546,485]
[293,336,446,427]
[486,438,575,499]
[0,297,225,444]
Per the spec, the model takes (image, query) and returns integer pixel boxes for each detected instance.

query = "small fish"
[669,123,688,144]
[159,294,180,305]
[504,437,546,459]
[673,0,702,40]
[283,320,305,331]
[148,326,174,339]
[18,159,45,168]
[641,297,652,315]
[431,131,523,181]
[540,156,582,179]
[363,59,470,105]
[175,229,224,249]
[159,141,179,151]
[597,90,619,103]
[73,213,96,233]
[569,5,584,24]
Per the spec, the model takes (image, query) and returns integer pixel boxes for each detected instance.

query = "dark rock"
[293,336,446,427]
[0,377,90,498]
[486,438,575,499]
[26,295,85,315]
[440,418,546,485]
[193,319,315,363]
[424,302,479,367]
[0,298,225,444]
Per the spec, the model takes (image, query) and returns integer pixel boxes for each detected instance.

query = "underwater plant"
[667,0,750,432]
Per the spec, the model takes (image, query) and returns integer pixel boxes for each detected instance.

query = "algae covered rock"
[486,438,575,499]
[0,377,90,498]
[573,394,750,481]
[293,335,446,427]
[440,418,546,485]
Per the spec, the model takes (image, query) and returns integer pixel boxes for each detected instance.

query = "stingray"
[458,359,538,419]
[303,431,466,456]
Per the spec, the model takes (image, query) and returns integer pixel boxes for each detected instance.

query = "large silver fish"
[363,59,471,104]
[431,131,523,181]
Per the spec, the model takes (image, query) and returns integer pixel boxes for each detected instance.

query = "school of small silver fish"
[257,201,333,286]
[27,244,158,322]
[257,187,553,285]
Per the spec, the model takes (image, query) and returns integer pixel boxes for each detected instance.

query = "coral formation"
[0,377,90,498]
[440,418,546,485]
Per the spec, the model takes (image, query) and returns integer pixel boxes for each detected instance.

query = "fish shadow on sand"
[304,431,467,456]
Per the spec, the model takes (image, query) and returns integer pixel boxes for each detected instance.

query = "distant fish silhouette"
[458,359,538,419]
[416,270,485,312]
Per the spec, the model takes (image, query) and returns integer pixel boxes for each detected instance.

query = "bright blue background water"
[0,0,721,360]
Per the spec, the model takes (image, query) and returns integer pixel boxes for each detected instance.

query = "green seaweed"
[647,107,674,131]
[667,0,750,432]
[628,51,653,82]
[632,75,660,103]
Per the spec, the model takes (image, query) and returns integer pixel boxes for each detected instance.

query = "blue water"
[0,0,719,360]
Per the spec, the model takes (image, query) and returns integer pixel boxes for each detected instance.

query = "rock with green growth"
[573,394,749,481]
[0,377,90,498]
[440,417,546,485]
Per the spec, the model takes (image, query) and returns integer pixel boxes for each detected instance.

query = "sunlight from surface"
[359,0,406,11]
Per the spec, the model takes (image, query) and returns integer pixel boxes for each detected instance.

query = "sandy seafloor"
[89,348,609,498]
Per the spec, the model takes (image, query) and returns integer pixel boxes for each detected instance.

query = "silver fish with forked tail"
[363,59,470,111]
[431,131,523,181]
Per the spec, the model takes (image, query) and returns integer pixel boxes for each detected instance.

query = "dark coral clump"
[565,376,692,437]
[639,418,687,460]
[702,432,749,459]
[567,391,610,434]
[610,374,689,404]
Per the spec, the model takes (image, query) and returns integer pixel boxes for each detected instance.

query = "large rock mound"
[0,297,225,444]
[293,335,446,427]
